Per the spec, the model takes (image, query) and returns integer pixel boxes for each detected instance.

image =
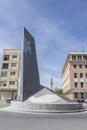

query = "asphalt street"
[0,109,87,130]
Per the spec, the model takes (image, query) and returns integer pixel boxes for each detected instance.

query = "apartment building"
[62,52,87,102]
[0,49,20,102]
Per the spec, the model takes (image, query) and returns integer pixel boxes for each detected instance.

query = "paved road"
[0,110,87,130]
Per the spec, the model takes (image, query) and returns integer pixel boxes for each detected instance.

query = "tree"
[54,87,63,94]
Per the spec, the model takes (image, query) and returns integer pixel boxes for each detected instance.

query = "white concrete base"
[10,88,83,113]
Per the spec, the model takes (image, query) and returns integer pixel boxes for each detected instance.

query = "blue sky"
[0,0,87,89]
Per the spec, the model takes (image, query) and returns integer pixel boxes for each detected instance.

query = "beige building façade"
[0,49,20,102]
[62,52,87,102]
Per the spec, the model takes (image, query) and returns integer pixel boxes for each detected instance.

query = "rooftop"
[62,52,87,74]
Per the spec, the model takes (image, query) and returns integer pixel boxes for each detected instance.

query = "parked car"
[84,98,87,103]
[5,98,13,103]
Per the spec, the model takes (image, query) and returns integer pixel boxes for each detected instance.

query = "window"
[81,93,84,98]
[10,72,16,75]
[83,56,87,60]
[86,73,87,78]
[2,63,9,69]
[1,72,8,77]
[74,82,78,87]
[11,63,16,67]
[78,55,82,60]
[12,55,17,58]
[79,65,82,69]
[80,73,83,78]
[73,65,77,68]
[74,73,77,78]
[85,65,87,68]
[80,82,84,88]
[74,93,77,98]
[10,81,15,85]
[3,55,9,61]
[72,55,76,60]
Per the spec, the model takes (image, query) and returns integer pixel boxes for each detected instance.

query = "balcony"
[74,78,78,82]
[80,78,84,82]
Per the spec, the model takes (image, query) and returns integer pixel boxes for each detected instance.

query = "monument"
[11,27,83,113]
[17,27,42,101]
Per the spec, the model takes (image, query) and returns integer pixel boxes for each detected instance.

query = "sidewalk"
[0,102,10,108]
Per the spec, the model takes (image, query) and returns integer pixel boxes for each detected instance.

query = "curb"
[2,106,87,114]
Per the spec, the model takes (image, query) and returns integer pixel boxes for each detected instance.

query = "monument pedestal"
[11,88,83,113]
[11,101,83,113]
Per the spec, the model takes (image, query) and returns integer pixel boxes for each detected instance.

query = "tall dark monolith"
[17,27,42,101]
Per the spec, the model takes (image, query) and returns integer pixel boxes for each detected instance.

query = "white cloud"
[40,63,61,72]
